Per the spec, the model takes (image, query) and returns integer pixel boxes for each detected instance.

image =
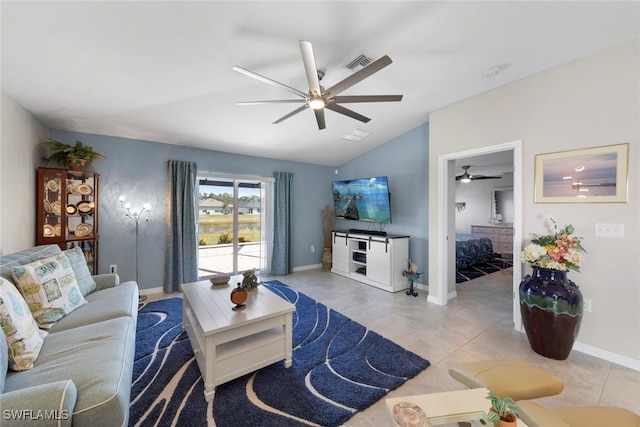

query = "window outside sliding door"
[197,174,273,278]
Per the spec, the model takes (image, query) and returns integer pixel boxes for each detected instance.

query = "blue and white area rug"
[129,280,430,426]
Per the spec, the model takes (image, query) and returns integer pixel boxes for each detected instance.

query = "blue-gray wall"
[336,123,429,277]
[49,122,429,290]
[49,130,334,289]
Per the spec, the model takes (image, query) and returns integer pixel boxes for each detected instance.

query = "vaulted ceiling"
[2,1,639,166]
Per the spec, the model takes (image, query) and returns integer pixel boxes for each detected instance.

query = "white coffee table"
[385,388,529,427]
[181,278,295,401]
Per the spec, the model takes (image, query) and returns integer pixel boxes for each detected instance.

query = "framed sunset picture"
[534,143,629,203]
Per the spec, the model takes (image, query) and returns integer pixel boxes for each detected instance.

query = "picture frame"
[534,143,629,203]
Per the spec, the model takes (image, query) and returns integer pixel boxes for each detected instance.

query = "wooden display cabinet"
[36,167,99,274]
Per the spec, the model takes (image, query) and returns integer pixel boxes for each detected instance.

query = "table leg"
[284,312,293,368]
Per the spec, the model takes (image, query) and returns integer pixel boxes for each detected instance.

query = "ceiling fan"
[456,165,502,183]
[232,40,403,130]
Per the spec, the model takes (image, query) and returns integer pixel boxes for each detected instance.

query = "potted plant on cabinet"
[42,138,105,171]
[486,391,520,426]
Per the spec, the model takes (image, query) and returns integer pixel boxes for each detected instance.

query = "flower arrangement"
[521,218,586,272]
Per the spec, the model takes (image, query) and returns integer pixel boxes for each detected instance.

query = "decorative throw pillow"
[11,253,87,329]
[63,246,97,296]
[0,277,48,371]
[0,322,8,388]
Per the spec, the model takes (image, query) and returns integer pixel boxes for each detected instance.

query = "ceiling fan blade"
[325,103,370,123]
[324,55,393,97]
[333,95,403,103]
[299,40,321,96]
[472,175,503,180]
[232,66,308,99]
[314,108,326,130]
[236,99,307,106]
[273,104,309,124]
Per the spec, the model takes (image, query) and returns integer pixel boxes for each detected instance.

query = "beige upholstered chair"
[518,400,640,427]
[448,358,565,401]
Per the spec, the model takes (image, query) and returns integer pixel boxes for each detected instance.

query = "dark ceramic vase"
[519,267,583,360]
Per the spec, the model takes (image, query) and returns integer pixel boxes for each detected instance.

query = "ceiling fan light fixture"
[460,174,471,183]
[309,98,325,110]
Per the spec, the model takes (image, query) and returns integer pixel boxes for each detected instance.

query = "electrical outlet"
[109,264,117,274]
[583,298,592,313]
[310,245,316,254]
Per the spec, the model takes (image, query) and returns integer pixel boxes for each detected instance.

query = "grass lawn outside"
[198,213,261,245]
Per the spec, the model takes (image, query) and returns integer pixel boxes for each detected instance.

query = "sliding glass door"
[197,175,271,278]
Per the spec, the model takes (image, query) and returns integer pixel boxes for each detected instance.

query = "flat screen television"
[332,176,391,223]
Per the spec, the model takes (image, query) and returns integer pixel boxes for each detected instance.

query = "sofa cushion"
[4,316,136,427]
[47,281,138,333]
[0,244,61,282]
[11,252,87,329]
[0,326,7,391]
[0,379,77,427]
[63,246,97,296]
[0,277,47,371]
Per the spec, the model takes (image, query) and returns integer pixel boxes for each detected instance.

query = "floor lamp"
[119,195,151,302]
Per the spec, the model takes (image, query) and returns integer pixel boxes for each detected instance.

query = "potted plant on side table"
[42,138,105,171]
[486,391,520,426]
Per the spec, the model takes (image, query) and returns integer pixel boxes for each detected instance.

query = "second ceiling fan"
[233,40,403,130]
[456,165,503,183]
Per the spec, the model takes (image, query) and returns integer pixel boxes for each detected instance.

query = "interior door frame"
[437,140,523,331]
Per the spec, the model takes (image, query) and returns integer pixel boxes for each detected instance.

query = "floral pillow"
[0,277,48,371]
[11,252,87,329]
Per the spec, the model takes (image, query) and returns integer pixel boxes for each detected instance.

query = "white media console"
[331,231,410,293]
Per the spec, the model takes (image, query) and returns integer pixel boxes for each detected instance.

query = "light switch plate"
[594,223,624,238]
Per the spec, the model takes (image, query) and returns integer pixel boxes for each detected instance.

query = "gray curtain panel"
[271,171,293,275]
[165,160,199,292]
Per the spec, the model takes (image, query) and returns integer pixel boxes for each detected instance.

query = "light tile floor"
[148,267,640,426]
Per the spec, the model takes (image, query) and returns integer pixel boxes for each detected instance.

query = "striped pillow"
[64,246,97,296]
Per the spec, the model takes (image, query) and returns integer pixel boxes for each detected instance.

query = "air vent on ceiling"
[345,54,375,71]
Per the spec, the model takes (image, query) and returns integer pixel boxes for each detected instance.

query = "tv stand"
[348,228,387,236]
[331,231,409,293]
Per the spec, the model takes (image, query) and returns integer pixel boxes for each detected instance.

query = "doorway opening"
[438,141,523,330]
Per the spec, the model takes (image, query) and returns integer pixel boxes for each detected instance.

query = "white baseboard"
[139,286,164,296]
[573,341,640,372]
[428,290,457,305]
[292,263,323,272]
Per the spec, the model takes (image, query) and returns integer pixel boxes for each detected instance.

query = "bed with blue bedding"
[456,234,495,269]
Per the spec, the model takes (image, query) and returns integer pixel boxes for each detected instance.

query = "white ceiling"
[2,1,639,166]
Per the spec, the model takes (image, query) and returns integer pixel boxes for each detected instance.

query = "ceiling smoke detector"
[484,63,510,77]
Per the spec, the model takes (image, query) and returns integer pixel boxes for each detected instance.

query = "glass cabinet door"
[40,169,64,240]
[66,170,97,241]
